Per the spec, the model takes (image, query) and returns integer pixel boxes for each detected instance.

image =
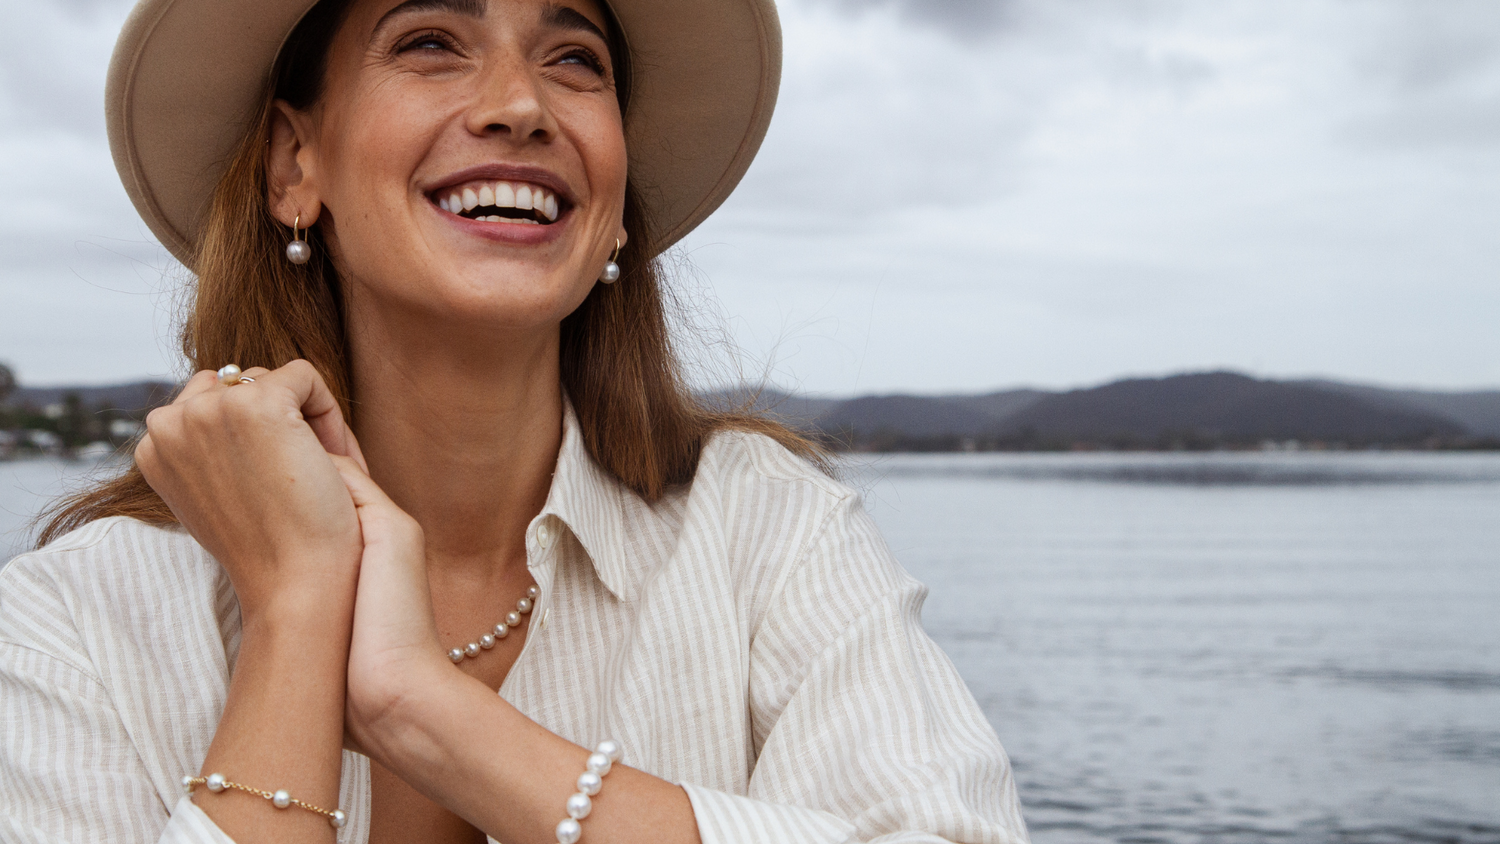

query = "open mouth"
[433,180,564,225]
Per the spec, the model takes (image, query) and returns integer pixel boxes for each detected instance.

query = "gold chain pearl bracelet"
[182,773,347,829]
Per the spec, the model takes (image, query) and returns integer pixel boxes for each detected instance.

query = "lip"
[436,207,568,246]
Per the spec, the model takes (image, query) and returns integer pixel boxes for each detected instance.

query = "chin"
[393,266,592,330]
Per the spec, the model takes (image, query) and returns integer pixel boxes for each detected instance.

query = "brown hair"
[36,0,825,548]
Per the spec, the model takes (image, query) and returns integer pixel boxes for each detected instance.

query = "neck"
[347,310,564,576]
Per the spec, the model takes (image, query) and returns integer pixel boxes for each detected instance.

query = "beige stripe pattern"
[1,408,1029,843]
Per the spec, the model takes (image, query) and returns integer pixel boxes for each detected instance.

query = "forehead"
[344,0,614,40]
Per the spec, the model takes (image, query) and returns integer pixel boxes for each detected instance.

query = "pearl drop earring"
[599,239,621,284]
[285,213,311,264]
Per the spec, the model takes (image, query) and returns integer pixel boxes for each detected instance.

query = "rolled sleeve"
[0,642,229,844]
[701,493,1029,844]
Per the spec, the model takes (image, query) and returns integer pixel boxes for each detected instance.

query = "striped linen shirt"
[0,406,1029,844]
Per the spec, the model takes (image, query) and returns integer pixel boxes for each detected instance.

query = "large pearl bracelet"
[555,740,622,844]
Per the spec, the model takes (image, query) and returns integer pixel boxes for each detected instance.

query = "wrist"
[242,579,356,642]
[352,659,486,769]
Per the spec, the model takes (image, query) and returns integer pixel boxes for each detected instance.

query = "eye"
[397,29,458,54]
[555,48,606,75]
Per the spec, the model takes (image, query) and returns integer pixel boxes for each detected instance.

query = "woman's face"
[271,0,628,333]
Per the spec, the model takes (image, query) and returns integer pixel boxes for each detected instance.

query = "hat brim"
[106,0,781,267]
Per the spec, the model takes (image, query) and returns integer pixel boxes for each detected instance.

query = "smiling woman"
[0,1,1028,843]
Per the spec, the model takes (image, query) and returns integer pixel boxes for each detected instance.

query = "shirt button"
[537,523,551,549]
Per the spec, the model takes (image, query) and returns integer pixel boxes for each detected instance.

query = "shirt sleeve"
[683,492,1030,844]
[0,641,234,844]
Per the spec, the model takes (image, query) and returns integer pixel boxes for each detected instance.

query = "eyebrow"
[372,0,486,38]
[541,3,608,44]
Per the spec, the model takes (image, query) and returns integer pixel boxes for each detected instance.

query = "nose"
[467,56,558,144]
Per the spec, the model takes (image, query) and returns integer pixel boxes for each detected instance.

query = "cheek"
[560,102,629,208]
[321,89,455,241]
[328,120,420,218]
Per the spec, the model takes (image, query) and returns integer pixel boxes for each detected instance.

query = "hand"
[329,456,453,763]
[135,360,367,626]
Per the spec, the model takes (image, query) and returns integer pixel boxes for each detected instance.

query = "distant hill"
[732,372,1497,451]
[1296,380,1500,438]
[7,381,176,415]
[7,372,1498,452]
[995,372,1464,448]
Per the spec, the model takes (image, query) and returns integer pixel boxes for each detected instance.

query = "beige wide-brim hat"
[106,0,781,268]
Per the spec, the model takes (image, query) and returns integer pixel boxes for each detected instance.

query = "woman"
[0,0,1028,841]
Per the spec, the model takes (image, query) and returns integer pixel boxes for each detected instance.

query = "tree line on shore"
[5,365,1499,459]
[0,364,172,459]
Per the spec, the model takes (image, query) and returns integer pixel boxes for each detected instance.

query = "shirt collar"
[535,399,660,603]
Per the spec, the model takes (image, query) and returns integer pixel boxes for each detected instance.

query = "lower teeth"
[472,215,540,224]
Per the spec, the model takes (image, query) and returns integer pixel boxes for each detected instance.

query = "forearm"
[196,597,354,843]
[372,667,700,844]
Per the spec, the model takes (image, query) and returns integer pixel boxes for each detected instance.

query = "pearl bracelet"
[556,740,622,844]
[182,773,347,829]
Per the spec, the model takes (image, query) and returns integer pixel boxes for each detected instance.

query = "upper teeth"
[439,181,560,222]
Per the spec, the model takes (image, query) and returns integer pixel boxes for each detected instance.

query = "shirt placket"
[499,513,562,699]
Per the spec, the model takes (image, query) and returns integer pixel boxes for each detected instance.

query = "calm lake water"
[5,453,1499,843]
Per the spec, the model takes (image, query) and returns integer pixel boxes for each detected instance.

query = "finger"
[133,433,156,479]
[329,455,407,515]
[172,370,221,404]
[255,360,361,460]
[330,423,370,475]
[343,433,370,475]
[329,456,422,551]
[226,366,367,469]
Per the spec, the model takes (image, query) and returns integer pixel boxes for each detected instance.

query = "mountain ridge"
[9,372,1499,451]
[709,371,1498,450]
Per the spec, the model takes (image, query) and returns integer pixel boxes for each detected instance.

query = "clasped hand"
[136,360,451,761]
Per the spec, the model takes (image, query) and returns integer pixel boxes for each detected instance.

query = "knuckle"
[144,406,179,436]
[180,393,217,425]
[221,385,258,412]
[134,438,159,477]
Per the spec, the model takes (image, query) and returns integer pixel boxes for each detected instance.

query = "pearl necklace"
[447,584,541,663]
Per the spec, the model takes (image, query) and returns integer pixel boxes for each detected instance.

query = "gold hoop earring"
[286,213,311,265]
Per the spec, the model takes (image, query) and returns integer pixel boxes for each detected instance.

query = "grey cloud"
[1371,1,1500,92]
[0,0,128,139]
[815,0,1016,38]
[1340,0,1500,148]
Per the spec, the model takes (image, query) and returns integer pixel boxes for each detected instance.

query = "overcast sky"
[2,0,1497,394]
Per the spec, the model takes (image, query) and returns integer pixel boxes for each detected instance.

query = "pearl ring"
[216,364,256,386]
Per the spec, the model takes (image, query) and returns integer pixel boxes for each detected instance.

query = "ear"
[267,100,323,228]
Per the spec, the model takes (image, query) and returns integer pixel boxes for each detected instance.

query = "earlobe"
[267,99,322,227]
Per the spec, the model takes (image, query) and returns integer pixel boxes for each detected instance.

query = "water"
[0,457,120,561]
[4,453,1498,842]
[850,453,1500,844]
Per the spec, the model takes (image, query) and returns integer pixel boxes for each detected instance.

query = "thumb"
[329,455,389,511]
[329,456,422,552]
